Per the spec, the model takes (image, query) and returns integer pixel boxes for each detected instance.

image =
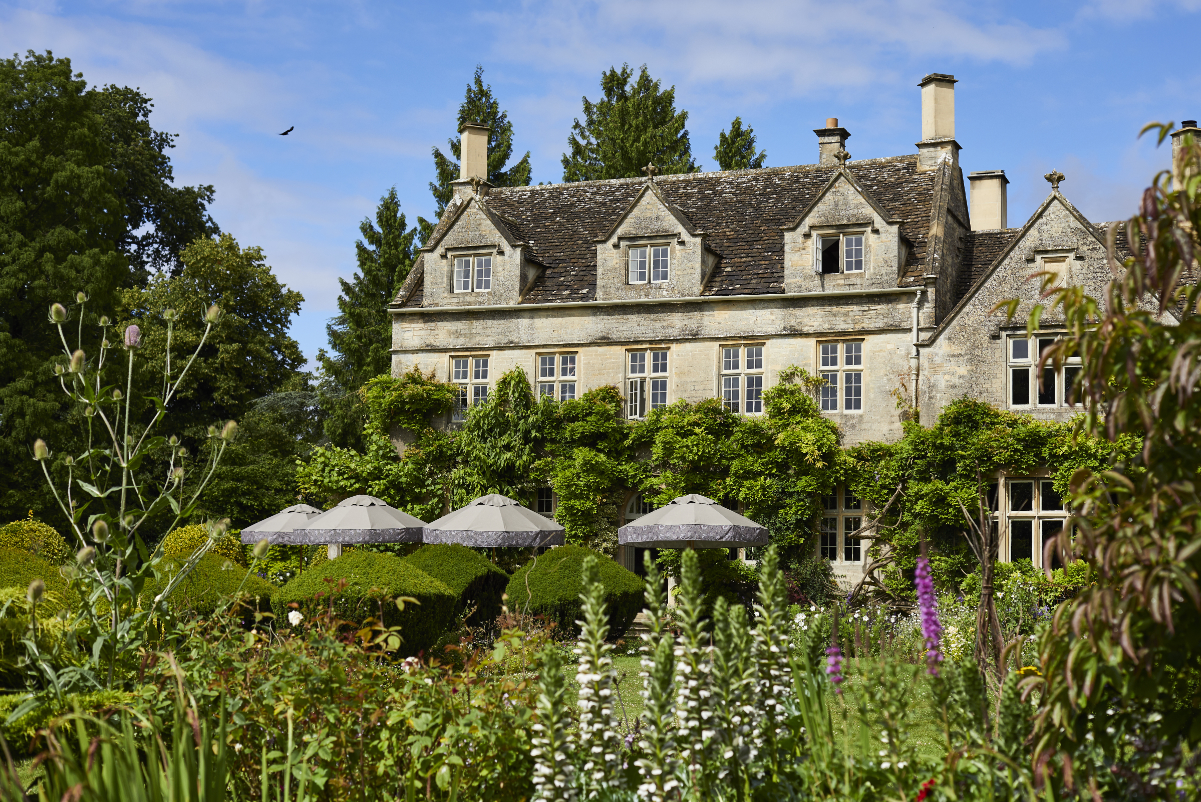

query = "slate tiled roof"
[400,155,942,307]
[957,229,1017,303]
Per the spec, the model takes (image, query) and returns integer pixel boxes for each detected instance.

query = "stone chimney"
[459,123,490,181]
[916,73,960,171]
[1171,119,1199,188]
[968,170,1008,231]
[814,118,851,166]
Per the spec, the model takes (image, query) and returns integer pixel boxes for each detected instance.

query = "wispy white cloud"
[1078,0,1201,21]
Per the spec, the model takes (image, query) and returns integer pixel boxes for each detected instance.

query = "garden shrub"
[402,544,509,626]
[0,547,76,611]
[0,586,84,690]
[273,551,455,657]
[142,553,274,618]
[160,524,246,566]
[506,545,642,638]
[0,690,133,756]
[0,514,72,566]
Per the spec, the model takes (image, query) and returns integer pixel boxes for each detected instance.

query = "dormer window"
[819,234,865,274]
[454,255,492,293]
[629,246,670,284]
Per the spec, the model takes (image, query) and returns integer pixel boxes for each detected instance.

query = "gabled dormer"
[594,176,719,301]
[782,160,906,293]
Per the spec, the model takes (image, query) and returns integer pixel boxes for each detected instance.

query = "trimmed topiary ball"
[161,524,246,566]
[0,548,77,612]
[402,544,509,627]
[506,545,643,639]
[0,514,72,566]
[273,551,455,657]
[143,553,274,619]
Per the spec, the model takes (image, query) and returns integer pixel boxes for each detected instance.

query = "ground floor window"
[452,355,490,422]
[819,486,865,565]
[995,477,1069,569]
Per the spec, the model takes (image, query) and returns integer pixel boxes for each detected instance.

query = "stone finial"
[834,149,851,167]
[1044,170,1065,190]
[642,162,659,180]
[469,176,483,196]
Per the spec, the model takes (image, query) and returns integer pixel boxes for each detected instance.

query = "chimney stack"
[916,73,960,171]
[814,118,851,166]
[459,123,490,181]
[1172,119,1199,188]
[968,171,1009,231]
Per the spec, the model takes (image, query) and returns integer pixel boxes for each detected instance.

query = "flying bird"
[279,126,294,136]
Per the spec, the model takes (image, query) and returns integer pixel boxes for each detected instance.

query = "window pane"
[452,358,469,382]
[1010,520,1033,562]
[820,518,838,560]
[1064,366,1081,406]
[1038,337,1055,358]
[820,372,838,411]
[722,376,740,412]
[745,346,763,371]
[539,383,555,398]
[844,342,862,367]
[539,355,556,379]
[822,493,838,512]
[560,354,576,377]
[651,351,669,374]
[844,371,862,411]
[454,258,472,292]
[1038,367,1056,405]
[1011,368,1030,405]
[651,246,670,283]
[627,379,644,419]
[1010,482,1034,511]
[453,386,468,422]
[722,347,740,372]
[650,378,668,410]
[474,256,492,291]
[844,235,864,272]
[472,384,489,406]
[1041,520,1064,570]
[1040,481,1063,511]
[1011,337,1029,361]
[821,236,840,274]
[537,488,554,514]
[473,358,489,381]
[844,489,861,510]
[559,382,576,402]
[745,375,763,414]
[629,247,647,283]
[629,352,646,375]
[987,482,999,512]
[844,517,862,562]
[820,343,839,368]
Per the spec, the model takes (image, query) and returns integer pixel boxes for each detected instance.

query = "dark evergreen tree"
[561,64,696,182]
[319,187,418,449]
[714,117,766,171]
[421,65,532,240]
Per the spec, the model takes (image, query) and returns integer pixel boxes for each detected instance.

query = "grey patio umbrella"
[240,504,322,544]
[618,493,769,549]
[295,495,426,545]
[423,494,565,548]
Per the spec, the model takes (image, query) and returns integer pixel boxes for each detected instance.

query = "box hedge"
[142,553,275,619]
[0,515,72,566]
[160,524,247,566]
[0,547,77,611]
[401,544,509,626]
[273,551,455,657]
[506,546,643,638]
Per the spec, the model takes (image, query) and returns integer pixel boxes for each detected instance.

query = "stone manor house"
[388,73,1195,584]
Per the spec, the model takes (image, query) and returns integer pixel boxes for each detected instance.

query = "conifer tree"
[561,64,696,182]
[714,117,766,171]
[423,65,532,237]
[318,187,417,449]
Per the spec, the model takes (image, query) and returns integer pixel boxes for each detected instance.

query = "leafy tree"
[714,117,766,170]
[423,65,532,235]
[561,64,697,182]
[318,188,418,449]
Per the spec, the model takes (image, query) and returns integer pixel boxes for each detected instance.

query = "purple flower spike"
[915,555,943,675]
[124,324,141,349]
[825,644,844,694]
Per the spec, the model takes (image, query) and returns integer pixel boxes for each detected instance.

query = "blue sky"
[3,0,1199,368]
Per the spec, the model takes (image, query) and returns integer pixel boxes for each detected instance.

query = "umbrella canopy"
[240,504,322,544]
[285,495,426,545]
[423,494,565,548]
[618,494,769,549]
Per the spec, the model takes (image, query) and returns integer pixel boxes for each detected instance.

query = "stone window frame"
[627,243,672,285]
[819,485,868,565]
[536,487,557,515]
[1006,331,1082,410]
[811,225,870,276]
[451,252,494,294]
[990,474,1070,569]
[817,339,865,414]
[718,342,767,415]
[626,347,670,419]
[536,351,579,402]
[450,354,491,422]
